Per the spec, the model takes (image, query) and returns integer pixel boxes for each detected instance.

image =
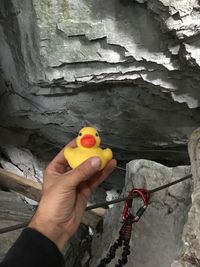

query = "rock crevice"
[1,0,200,165]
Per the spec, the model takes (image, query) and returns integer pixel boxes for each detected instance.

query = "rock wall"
[90,160,192,267]
[1,0,200,165]
[1,2,200,265]
[171,128,200,267]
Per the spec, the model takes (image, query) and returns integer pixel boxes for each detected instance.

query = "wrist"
[28,211,70,251]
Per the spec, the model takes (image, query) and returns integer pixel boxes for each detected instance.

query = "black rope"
[97,215,133,267]
[97,236,129,267]
[0,222,28,234]
[0,173,192,234]
[97,190,150,267]
[86,174,192,211]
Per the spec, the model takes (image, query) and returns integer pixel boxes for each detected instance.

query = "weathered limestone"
[0,190,33,262]
[0,146,44,206]
[90,160,192,267]
[1,0,200,264]
[1,0,200,165]
[171,128,200,267]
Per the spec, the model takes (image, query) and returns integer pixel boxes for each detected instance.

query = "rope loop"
[97,188,150,267]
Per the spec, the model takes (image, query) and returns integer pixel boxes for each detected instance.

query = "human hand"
[29,140,116,250]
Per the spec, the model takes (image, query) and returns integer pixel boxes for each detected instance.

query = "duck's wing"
[102,148,113,161]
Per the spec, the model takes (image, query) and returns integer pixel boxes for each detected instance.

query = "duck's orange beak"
[80,134,96,148]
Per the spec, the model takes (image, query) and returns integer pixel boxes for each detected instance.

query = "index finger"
[46,139,77,174]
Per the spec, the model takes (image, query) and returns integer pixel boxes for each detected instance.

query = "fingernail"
[91,157,101,169]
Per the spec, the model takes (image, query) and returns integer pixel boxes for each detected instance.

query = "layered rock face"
[1,1,200,266]
[1,0,200,164]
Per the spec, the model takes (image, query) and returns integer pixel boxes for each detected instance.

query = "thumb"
[67,157,101,187]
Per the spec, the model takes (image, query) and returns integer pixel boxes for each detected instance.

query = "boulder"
[90,159,191,267]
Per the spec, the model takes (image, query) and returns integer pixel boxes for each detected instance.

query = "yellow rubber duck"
[64,127,113,170]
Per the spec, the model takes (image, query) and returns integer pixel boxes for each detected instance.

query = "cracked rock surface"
[171,128,200,267]
[1,1,200,266]
[90,160,192,267]
[1,0,200,164]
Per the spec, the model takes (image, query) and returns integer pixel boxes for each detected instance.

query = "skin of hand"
[29,140,117,251]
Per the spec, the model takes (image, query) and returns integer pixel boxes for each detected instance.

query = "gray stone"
[1,1,200,265]
[0,146,44,206]
[90,160,192,267]
[171,128,200,267]
[0,190,33,261]
[89,187,107,204]
[0,145,44,183]
[1,0,200,165]
[0,220,22,262]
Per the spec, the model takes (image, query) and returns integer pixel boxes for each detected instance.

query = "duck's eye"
[95,133,99,137]
[79,133,82,136]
